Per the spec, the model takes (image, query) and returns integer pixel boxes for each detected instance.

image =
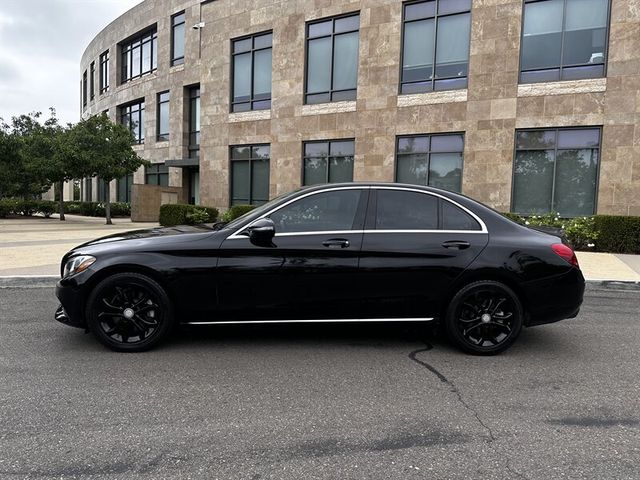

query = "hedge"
[159,204,219,227]
[221,204,256,222]
[63,201,131,217]
[593,215,640,254]
[0,199,57,218]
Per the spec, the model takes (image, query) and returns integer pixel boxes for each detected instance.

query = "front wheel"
[444,280,523,355]
[86,272,174,352]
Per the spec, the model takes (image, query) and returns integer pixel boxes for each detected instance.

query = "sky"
[0,0,143,125]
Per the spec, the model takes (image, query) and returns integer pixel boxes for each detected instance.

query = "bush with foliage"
[593,215,640,254]
[159,204,219,227]
[0,198,19,218]
[37,200,56,218]
[221,204,256,222]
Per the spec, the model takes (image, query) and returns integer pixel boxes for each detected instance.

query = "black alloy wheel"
[445,280,523,355]
[86,272,173,352]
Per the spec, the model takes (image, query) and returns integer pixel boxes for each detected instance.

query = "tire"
[86,272,174,352]
[444,280,523,355]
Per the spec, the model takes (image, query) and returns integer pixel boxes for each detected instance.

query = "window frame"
[510,126,602,216]
[302,139,355,186]
[171,11,186,66]
[117,173,134,202]
[304,12,360,105]
[518,0,612,84]
[120,27,158,84]
[145,163,169,187]
[99,50,110,93]
[230,30,273,112]
[119,99,145,144]
[229,144,271,206]
[156,90,170,142]
[89,62,95,100]
[394,133,465,193]
[399,0,472,94]
[82,70,87,108]
[188,85,201,159]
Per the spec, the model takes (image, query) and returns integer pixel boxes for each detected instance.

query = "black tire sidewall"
[445,280,523,355]
[86,272,173,352]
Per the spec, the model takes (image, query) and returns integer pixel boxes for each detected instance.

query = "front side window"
[230,145,270,205]
[100,50,109,93]
[305,13,360,104]
[396,134,464,192]
[120,100,145,144]
[157,91,170,141]
[145,164,169,187]
[171,12,186,66]
[121,28,158,83]
[270,189,362,233]
[520,0,609,83]
[401,0,471,94]
[189,86,200,158]
[512,128,600,216]
[231,32,272,112]
[303,140,354,185]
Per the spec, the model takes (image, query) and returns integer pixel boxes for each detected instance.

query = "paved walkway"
[0,215,639,282]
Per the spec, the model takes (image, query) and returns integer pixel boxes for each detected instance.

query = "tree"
[67,114,148,224]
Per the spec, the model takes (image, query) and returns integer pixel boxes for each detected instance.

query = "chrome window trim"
[187,317,435,325]
[227,184,488,239]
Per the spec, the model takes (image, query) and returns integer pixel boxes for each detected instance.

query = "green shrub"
[593,215,640,254]
[0,198,19,218]
[159,204,219,227]
[109,202,131,217]
[79,202,99,217]
[502,212,598,251]
[37,200,57,218]
[18,200,39,216]
[63,202,82,214]
[221,204,256,222]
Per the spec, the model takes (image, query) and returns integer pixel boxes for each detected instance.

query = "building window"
[303,140,355,185]
[89,62,95,100]
[82,70,87,108]
[188,86,200,159]
[84,178,93,201]
[231,32,272,112]
[157,91,170,141]
[171,12,186,66]
[121,28,158,83]
[97,178,109,202]
[100,50,109,93]
[230,145,270,205]
[512,128,600,217]
[520,0,609,83]
[305,13,359,104]
[145,164,169,187]
[117,173,134,202]
[396,134,464,193]
[400,0,471,94]
[120,100,145,144]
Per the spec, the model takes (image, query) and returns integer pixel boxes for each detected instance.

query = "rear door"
[358,187,489,319]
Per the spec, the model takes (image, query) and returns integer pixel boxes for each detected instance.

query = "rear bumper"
[524,268,585,327]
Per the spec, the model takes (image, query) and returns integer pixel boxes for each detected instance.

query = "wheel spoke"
[102,298,122,312]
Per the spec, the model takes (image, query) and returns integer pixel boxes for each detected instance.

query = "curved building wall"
[80,0,640,216]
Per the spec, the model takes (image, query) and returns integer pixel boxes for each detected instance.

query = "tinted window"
[376,190,438,230]
[442,201,480,230]
[270,190,361,233]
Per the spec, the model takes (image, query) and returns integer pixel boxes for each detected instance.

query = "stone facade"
[80,0,640,215]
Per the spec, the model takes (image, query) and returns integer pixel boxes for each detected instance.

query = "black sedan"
[55,183,585,355]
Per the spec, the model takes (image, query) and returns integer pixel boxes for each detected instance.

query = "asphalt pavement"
[0,285,639,479]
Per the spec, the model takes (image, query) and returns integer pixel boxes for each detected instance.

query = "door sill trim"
[185,317,435,325]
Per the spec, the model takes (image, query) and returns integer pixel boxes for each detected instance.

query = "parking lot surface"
[1,285,639,479]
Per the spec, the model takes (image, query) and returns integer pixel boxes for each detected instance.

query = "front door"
[216,187,369,321]
[359,187,489,319]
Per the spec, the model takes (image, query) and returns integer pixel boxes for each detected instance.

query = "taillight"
[552,243,579,268]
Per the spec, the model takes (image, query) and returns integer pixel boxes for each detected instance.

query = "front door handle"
[322,238,350,249]
[442,240,471,250]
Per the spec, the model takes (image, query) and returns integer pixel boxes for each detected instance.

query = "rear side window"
[375,190,438,230]
[270,189,362,233]
[442,201,481,231]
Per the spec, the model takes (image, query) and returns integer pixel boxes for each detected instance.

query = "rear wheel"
[445,280,523,355]
[86,272,174,352]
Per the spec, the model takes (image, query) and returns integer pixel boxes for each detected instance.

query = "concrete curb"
[0,275,638,292]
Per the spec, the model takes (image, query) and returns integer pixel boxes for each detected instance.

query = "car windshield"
[223,189,303,231]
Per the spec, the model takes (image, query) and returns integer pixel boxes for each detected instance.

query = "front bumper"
[55,279,87,329]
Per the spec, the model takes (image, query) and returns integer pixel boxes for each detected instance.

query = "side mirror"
[246,218,276,245]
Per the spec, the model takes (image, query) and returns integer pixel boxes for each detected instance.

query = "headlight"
[63,255,96,278]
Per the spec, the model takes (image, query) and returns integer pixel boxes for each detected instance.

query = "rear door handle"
[322,238,350,249]
[442,240,471,250]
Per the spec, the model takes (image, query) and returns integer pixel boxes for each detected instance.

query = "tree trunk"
[59,180,65,221]
[105,181,112,225]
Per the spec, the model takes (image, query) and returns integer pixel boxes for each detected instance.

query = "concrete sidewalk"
[1,215,639,283]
